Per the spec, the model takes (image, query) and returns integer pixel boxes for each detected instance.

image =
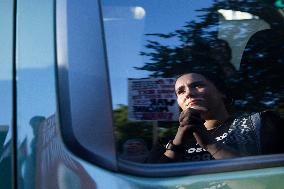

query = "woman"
[147,72,283,163]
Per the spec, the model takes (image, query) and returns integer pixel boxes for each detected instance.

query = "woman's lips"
[186,99,202,107]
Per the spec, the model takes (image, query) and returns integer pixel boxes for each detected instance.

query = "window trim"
[55,0,117,171]
[118,154,284,177]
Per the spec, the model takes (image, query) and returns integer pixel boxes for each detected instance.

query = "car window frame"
[55,0,284,177]
[56,0,117,171]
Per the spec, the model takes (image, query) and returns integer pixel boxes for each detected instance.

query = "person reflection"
[24,116,46,189]
[120,138,149,163]
[147,72,284,163]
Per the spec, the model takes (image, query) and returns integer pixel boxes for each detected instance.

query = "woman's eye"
[194,84,204,88]
[177,90,185,95]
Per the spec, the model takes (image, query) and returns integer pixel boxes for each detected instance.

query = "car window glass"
[0,0,14,188]
[101,0,284,163]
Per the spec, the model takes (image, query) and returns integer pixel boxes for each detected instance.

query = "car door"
[12,0,284,189]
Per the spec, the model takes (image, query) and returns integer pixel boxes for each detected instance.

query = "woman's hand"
[167,107,243,160]
[176,107,214,149]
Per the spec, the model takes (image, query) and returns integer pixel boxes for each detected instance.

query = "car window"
[101,0,284,163]
[0,0,14,188]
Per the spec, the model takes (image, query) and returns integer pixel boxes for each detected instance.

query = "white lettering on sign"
[128,78,179,121]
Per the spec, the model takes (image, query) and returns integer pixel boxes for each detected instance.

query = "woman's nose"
[185,88,195,98]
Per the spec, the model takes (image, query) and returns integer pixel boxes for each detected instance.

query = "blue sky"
[0,0,56,146]
[0,0,214,144]
[102,0,213,108]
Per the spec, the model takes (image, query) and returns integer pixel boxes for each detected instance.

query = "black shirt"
[146,111,284,163]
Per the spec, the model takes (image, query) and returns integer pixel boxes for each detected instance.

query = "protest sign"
[128,78,179,121]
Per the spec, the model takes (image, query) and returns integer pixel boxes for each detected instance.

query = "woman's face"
[175,73,225,114]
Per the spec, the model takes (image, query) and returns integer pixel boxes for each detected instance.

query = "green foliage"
[113,105,181,151]
[113,105,153,152]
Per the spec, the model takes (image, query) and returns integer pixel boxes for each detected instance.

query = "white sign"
[128,78,179,121]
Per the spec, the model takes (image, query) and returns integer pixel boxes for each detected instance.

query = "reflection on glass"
[120,138,149,163]
[102,0,284,163]
[15,0,58,187]
[15,1,98,188]
[0,0,14,188]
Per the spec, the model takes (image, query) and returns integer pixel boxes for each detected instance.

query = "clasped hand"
[173,108,215,149]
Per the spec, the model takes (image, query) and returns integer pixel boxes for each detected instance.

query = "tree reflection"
[114,0,284,158]
[136,0,284,115]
